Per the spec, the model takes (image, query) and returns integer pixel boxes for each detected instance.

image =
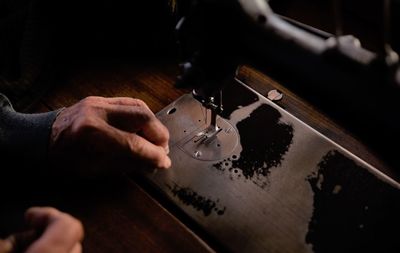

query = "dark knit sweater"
[0,93,59,162]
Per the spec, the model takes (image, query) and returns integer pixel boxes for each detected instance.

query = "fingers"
[127,133,171,169]
[82,96,169,149]
[70,243,82,253]
[100,123,171,169]
[103,103,170,150]
[0,208,83,253]
[50,96,172,170]
[100,98,171,166]
[104,97,151,110]
[24,207,84,253]
[0,239,13,253]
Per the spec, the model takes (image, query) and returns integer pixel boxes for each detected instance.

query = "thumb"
[25,207,57,229]
[0,238,13,253]
[0,230,40,253]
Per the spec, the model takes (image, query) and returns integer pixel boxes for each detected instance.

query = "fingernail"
[163,156,172,169]
[164,145,170,155]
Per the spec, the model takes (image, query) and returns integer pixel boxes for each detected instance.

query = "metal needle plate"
[141,79,400,253]
[179,118,238,161]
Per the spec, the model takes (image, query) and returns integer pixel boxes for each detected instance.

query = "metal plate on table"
[142,79,400,253]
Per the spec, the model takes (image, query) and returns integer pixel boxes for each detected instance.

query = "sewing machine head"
[173,0,400,170]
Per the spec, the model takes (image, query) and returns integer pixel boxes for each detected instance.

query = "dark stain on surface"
[213,161,225,172]
[214,103,293,187]
[220,81,259,119]
[306,150,400,253]
[169,184,226,216]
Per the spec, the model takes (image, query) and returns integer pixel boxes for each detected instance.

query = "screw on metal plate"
[194,150,202,158]
[167,107,177,114]
[267,89,283,101]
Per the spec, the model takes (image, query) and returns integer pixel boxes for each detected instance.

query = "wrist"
[49,107,67,151]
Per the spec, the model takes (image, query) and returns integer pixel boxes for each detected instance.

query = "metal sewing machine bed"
[139,1,400,252]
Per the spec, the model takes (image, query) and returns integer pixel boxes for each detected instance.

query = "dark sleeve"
[0,93,61,162]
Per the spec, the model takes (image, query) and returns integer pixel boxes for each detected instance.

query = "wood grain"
[4,61,210,253]
[42,62,187,112]
[14,61,396,253]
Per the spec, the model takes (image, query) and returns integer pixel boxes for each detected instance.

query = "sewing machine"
[141,1,400,252]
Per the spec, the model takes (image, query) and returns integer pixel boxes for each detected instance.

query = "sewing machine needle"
[193,90,222,144]
[210,108,218,131]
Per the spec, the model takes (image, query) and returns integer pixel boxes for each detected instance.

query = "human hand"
[49,96,171,175]
[0,207,84,253]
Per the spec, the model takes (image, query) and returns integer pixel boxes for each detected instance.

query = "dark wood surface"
[36,62,213,253]
[3,60,396,253]
[1,1,397,252]
[1,61,212,253]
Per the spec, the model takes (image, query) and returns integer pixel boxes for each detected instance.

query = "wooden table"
[1,59,396,253]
